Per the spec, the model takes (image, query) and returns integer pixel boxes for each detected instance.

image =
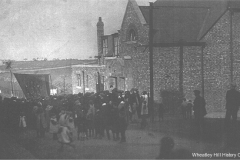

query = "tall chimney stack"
[97,17,104,64]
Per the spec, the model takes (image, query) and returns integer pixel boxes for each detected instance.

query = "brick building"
[2,0,240,115]
[0,59,102,98]
[99,0,240,113]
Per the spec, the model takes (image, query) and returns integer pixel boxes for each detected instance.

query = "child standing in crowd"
[49,113,58,140]
[58,110,75,152]
[58,125,75,152]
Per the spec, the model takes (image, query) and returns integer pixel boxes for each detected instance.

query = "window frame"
[113,36,119,57]
[129,29,137,41]
[102,37,108,56]
[77,74,81,87]
[126,24,138,42]
[86,75,89,88]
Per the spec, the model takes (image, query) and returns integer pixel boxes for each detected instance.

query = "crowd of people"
[0,87,152,151]
[1,83,239,155]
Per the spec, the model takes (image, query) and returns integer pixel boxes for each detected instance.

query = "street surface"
[1,113,240,159]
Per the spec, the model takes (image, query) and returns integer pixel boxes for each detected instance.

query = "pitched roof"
[0,59,98,72]
[130,0,147,25]
[121,0,147,29]
[139,6,149,24]
[138,0,240,43]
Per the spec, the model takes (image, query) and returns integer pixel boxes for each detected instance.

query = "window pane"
[102,38,108,56]
[77,74,81,86]
[114,37,119,56]
[129,29,136,41]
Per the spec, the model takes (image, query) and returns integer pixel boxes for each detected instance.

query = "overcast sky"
[0,0,154,61]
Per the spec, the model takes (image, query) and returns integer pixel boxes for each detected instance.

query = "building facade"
[100,0,240,113]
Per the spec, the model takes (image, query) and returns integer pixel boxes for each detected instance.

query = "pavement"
[0,131,36,159]
[1,112,240,159]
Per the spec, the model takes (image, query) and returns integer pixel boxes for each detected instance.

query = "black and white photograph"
[1,0,240,159]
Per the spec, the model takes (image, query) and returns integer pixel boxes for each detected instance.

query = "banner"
[14,73,50,99]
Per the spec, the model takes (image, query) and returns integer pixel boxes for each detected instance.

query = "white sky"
[0,0,154,61]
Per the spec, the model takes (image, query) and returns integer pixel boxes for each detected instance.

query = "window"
[102,38,108,56]
[127,24,138,42]
[129,29,137,41]
[102,76,105,90]
[86,75,89,88]
[77,74,81,86]
[114,36,119,56]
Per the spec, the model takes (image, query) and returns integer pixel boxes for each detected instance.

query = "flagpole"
[10,70,14,97]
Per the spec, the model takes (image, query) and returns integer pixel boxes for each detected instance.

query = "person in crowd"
[156,136,175,159]
[94,108,104,139]
[76,106,87,140]
[101,100,111,140]
[118,100,128,142]
[109,85,114,94]
[193,90,207,141]
[45,101,53,132]
[111,100,120,141]
[86,100,96,138]
[181,98,188,119]
[225,83,240,126]
[140,91,148,129]
[131,102,138,122]
[132,90,141,119]
[58,114,75,152]
[186,100,193,119]
[34,102,47,138]
[73,99,81,127]
[124,95,131,123]
[49,113,59,140]
[67,111,75,133]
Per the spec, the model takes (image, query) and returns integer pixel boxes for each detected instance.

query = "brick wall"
[119,1,150,94]
[119,3,240,113]
[71,66,106,94]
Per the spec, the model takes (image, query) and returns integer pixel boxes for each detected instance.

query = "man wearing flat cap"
[225,83,240,126]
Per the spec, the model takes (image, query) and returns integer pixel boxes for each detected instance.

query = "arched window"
[129,29,136,41]
[127,24,138,42]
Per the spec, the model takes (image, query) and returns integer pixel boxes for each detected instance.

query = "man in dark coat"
[193,90,206,140]
[225,83,240,125]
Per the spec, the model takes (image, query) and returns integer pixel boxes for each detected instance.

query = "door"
[109,76,117,89]
[118,77,125,91]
